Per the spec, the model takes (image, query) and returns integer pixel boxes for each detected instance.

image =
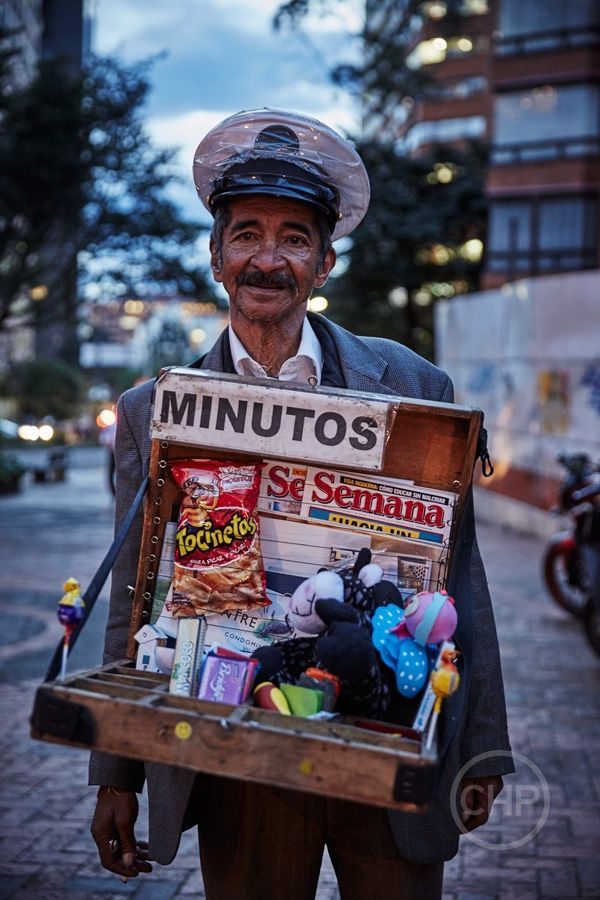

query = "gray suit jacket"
[89,313,513,865]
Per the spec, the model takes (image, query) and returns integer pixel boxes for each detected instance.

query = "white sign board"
[151,370,393,471]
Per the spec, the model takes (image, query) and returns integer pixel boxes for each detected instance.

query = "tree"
[4,357,84,421]
[325,140,488,358]
[146,310,196,374]
[0,45,217,365]
[274,1,488,358]
[274,0,432,132]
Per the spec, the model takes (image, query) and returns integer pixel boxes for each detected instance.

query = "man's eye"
[286,235,307,246]
[230,231,255,242]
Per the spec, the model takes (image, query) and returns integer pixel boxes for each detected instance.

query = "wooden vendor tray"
[31,370,483,809]
[31,661,435,809]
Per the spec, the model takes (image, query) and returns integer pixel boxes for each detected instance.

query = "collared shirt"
[228,317,323,385]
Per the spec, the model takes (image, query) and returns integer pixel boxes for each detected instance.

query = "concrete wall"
[435,269,600,509]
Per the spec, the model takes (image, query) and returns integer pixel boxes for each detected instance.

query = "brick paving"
[0,457,599,898]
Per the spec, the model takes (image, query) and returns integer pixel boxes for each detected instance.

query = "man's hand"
[91,787,153,879]
[458,775,504,833]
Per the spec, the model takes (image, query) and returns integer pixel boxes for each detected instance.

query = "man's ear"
[314,247,336,289]
[209,239,223,283]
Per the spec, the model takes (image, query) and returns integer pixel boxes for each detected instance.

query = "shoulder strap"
[44,475,149,683]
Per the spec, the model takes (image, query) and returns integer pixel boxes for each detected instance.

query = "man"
[90,109,513,899]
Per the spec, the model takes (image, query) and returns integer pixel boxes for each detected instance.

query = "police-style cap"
[193,108,370,241]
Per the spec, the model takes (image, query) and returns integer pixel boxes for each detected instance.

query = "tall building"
[432,1,600,509]
[393,0,492,155]
[1,0,93,88]
[368,0,600,286]
[483,0,600,286]
[0,0,44,88]
[42,0,94,69]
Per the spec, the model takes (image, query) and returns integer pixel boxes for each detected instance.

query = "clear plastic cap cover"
[193,108,370,241]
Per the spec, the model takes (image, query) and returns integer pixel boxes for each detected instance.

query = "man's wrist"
[97,785,134,797]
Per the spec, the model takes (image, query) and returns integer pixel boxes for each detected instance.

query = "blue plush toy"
[372,590,458,698]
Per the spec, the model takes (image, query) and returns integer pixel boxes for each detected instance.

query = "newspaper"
[259,460,456,546]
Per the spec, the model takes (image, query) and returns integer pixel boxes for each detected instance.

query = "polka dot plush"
[371,604,404,668]
[395,637,429,697]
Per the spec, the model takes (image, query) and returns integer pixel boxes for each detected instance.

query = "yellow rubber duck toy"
[59,577,82,609]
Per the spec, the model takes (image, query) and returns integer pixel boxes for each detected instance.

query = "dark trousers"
[196,775,443,900]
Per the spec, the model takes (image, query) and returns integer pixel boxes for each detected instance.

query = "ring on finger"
[108,838,118,853]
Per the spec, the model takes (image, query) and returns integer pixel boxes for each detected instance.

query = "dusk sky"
[94,0,362,224]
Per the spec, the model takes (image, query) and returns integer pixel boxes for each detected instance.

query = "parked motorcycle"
[576,480,600,657]
[542,452,600,656]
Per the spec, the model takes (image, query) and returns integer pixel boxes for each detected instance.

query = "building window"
[459,0,488,14]
[487,196,598,275]
[492,83,600,163]
[407,33,487,67]
[432,75,487,100]
[421,0,489,19]
[497,0,600,54]
[403,115,486,151]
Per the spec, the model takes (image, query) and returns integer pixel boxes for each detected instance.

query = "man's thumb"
[117,825,137,866]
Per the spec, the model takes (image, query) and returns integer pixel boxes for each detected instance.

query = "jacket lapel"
[307,314,393,395]
[195,329,230,373]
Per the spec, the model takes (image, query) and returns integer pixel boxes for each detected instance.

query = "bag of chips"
[168,460,268,616]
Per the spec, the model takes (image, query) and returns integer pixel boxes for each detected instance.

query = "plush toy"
[391,590,457,646]
[286,569,344,635]
[371,604,429,698]
[251,549,400,717]
[337,547,383,622]
[372,590,458,699]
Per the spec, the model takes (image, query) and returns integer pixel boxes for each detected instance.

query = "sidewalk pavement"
[0,459,599,899]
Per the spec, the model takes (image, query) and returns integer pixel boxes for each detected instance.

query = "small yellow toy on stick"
[425,647,461,750]
[57,578,85,681]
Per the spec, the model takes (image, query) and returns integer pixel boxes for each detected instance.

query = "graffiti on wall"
[581,362,600,417]
[538,370,570,434]
[467,364,497,394]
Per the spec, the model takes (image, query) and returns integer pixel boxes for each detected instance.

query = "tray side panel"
[31,681,435,810]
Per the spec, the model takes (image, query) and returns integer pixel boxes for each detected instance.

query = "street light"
[307,296,328,313]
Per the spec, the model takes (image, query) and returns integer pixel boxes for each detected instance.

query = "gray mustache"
[236,272,297,290]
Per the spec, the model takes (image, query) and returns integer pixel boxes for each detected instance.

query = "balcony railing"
[491,136,600,165]
[495,25,600,56]
[486,247,598,274]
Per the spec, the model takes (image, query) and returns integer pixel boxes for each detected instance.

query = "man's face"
[210,196,336,330]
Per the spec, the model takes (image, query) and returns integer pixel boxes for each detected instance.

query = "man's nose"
[250,240,285,270]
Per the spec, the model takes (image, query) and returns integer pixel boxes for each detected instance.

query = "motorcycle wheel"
[584,598,600,657]
[542,535,588,619]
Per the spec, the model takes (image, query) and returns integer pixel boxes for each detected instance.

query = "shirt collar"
[228,317,323,384]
